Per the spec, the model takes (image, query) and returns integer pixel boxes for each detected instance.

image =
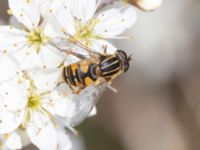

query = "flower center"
[27,95,41,110]
[73,18,100,46]
[28,29,48,53]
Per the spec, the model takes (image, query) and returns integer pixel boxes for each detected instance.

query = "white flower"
[0,57,74,149]
[0,52,19,84]
[50,0,137,53]
[0,0,64,70]
[130,0,162,11]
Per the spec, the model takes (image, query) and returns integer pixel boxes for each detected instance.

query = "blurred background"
[1,0,200,150]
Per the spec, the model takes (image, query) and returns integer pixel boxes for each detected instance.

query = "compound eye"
[117,50,127,59]
[124,63,130,72]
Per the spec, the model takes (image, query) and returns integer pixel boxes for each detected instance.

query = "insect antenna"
[128,54,132,62]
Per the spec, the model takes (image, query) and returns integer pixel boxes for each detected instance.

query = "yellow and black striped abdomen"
[100,55,121,80]
[63,60,98,89]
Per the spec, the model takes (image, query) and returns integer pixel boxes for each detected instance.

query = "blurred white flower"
[130,0,162,11]
[0,132,21,150]
[0,0,64,70]
[0,129,30,150]
[51,0,137,53]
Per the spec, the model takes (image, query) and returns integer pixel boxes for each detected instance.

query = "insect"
[49,33,132,126]
[50,33,132,94]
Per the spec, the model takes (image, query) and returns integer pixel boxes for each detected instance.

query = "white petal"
[66,0,98,23]
[0,77,29,111]
[91,39,117,54]
[0,26,27,52]
[36,0,51,17]
[53,1,76,35]
[17,129,31,147]
[5,132,22,150]
[0,53,19,83]
[39,45,64,69]
[27,111,57,150]
[94,6,137,38]
[8,0,40,30]
[57,128,72,150]
[42,89,71,117]
[13,45,42,70]
[30,68,62,92]
[43,20,63,38]
[0,110,24,134]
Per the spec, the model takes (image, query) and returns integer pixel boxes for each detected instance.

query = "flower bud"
[129,0,162,11]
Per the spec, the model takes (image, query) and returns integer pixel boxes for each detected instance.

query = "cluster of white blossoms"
[0,0,161,150]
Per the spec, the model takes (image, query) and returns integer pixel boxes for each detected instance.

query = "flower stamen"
[28,29,48,53]
[73,18,100,46]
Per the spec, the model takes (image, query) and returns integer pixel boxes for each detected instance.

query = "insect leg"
[107,83,118,93]
[63,32,102,56]
[67,83,79,94]
[94,78,105,86]
[65,123,79,135]
[66,51,88,60]
[102,45,108,54]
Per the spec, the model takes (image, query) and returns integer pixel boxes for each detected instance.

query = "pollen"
[27,29,48,53]
[27,81,50,110]
[13,43,18,47]
[7,9,12,16]
[27,95,41,109]
[3,134,10,139]
[19,13,23,17]
[49,9,53,13]
[73,18,100,45]
[43,65,47,69]
[3,49,7,53]
[9,25,13,29]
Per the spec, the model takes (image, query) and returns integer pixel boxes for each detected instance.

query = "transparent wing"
[49,33,102,57]
[58,82,107,126]
[49,36,75,50]
[70,83,107,126]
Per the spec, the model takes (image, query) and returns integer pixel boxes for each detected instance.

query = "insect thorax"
[99,55,122,80]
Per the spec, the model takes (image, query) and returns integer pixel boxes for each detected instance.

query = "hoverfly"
[50,33,132,94]
[49,33,132,126]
